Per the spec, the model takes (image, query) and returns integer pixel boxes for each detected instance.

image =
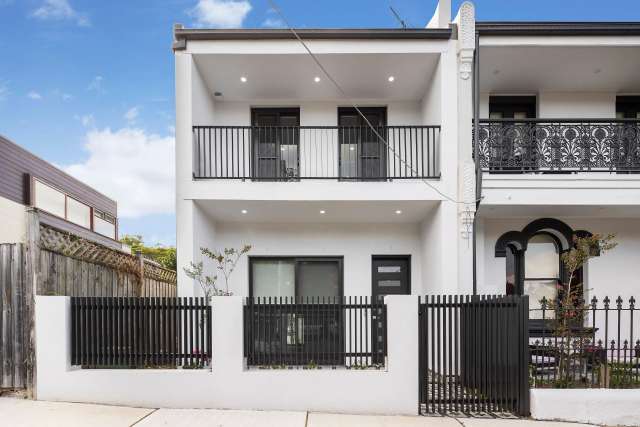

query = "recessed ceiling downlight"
[240,76,248,83]
[388,76,395,82]
[395,210,402,215]
[314,76,321,83]
[241,209,248,214]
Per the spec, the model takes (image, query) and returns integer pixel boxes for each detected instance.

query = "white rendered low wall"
[35,295,419,415]
[530,389,640,426]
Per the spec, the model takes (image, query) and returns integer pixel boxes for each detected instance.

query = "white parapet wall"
[35,295,419,414]
[531,389,640,427]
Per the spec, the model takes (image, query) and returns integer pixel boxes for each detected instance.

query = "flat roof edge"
[173,27,453,45]
[477,22,640,36]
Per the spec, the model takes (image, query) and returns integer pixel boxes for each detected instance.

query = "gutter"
[477,21,640,36]
[172,25,453,50]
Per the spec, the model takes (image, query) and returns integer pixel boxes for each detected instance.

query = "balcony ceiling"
[193,53,439,101]
[480,46,640,92]
[480,204,640,219]
[196,200,438,224]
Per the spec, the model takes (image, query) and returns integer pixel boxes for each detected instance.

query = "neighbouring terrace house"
[473,21,640,321]
[0,134,119,248]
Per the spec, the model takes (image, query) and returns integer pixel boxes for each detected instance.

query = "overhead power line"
[266,0,477,206]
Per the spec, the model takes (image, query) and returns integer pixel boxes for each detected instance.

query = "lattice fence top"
[39,224,177,284]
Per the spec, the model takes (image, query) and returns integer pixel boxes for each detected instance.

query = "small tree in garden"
[183,245,252,301]
[545,233,616,387]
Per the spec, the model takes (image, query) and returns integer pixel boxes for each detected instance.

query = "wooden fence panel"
[1,242,177,391]
[0,243,27,390]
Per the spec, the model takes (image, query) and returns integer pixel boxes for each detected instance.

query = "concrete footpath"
[0,398,595,427]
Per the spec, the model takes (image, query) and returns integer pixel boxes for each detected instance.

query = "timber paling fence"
[1,222,177,390]
[71,297,211,368]
[0,244,30,390]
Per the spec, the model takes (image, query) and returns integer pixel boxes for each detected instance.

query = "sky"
[1,0,639,247]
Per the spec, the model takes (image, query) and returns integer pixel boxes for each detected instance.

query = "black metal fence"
[475,119,640,173]
[530,296,640,389]
[243,296,386,368]
[193,125,440,180]
[71,297,211,368]
[419,295,530,416]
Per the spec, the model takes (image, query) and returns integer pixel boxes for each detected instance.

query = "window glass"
[297,261,340,298]
[94,214,116,239]
[34,180,65,218]
[252,259,295,297]
[66,197,91,228]
[525,234,559,279]
[525,279,558,319]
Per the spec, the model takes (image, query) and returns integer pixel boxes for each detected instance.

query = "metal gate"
[419,295,530,416]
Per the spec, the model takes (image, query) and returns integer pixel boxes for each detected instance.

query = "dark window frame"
[616,96,640,118]
[250,107,301,181]
[337,106,388,180]
[248,255,344,299]
[488,95,537,119]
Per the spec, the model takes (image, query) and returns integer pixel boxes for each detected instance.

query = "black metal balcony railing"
[193,125,440,180]
[475,119,640,173]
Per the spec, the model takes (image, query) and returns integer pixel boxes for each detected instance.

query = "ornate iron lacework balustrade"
[475,119,640,173]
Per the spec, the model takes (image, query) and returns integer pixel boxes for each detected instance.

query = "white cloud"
[87,75,104,93]
[53,89,73,101]
[190,0,252,28]
[0,81,9,101]
[124,106,140,124]
[27,91,43,100]
[31,0,90,26]
[64,127,175,218]
[74,113,95,127]
[262,17,284,28]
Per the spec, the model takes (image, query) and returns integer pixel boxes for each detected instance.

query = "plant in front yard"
[544,233,617,388]
[183,244,251,301]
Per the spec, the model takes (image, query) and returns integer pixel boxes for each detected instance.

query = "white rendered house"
[174,1,478,301]
[174,0,640,322]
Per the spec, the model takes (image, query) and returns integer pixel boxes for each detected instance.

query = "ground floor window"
[250,257,342,298]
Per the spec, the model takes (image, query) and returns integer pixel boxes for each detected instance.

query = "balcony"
[193,125,440,180]
[475,119,640,173]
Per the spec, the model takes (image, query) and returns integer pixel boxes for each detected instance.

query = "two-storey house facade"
[174,2,640,315]
[473,22,640,320]
[174,1,478,301]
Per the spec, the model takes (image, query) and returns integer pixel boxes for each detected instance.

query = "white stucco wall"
[477,216,640,301]
[538,92,616,118]
[210,221,426,296]
[0,196,26,243]
[36,295,419,415]
[531,389,640,426]
[479,91,618,118]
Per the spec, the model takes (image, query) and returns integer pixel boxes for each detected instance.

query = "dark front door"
[338,107,387,180]
[251,108,300,180]
[371,255,410,363]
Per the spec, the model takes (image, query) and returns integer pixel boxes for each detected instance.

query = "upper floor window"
[32,177,117,240]
[338,107,387,180]
[251,108,300,180]
[94,210,117,239]
[616,96,640,119]
[489,96,537,119]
